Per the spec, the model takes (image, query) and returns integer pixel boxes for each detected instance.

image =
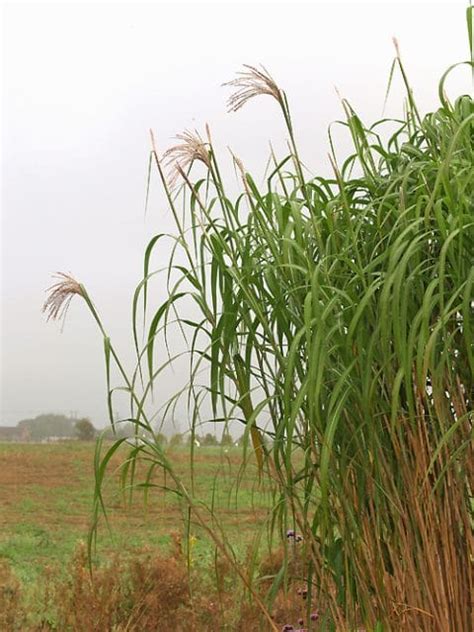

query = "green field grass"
[0,441,273,615]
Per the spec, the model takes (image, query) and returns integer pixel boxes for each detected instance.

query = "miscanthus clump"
[46,21,474,632]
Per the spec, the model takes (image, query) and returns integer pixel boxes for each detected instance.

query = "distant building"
[0,426,30,442]
[41,435,72,443]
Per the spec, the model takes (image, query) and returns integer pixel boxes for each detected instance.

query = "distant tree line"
[8,414,244,447]
[158,430,236,448]
[15,413,98,441]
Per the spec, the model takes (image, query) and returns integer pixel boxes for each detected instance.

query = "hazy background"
[1,0,470,430]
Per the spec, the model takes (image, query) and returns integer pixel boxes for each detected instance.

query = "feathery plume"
[229,149,252,197]
[43,273,84,323]
[223,64,282,112]
[392,37,401,59]
[162,129,211,188]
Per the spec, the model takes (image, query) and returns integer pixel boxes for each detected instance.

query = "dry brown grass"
[0,537,323,631]
[37,542,192,631]
[317,405,474,631]
[0,561,26,631]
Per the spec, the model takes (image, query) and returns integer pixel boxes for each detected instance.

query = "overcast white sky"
[1,1,471,429]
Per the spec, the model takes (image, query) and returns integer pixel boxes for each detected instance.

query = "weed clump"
[48,542,189,631]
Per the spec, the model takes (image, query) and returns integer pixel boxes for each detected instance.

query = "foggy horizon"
[1,0,470,430]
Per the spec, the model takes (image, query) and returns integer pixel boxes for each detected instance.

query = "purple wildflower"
[286,529,296,538]
[310,611,319,621]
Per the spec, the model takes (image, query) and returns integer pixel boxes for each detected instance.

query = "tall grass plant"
[45,13,474,630]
